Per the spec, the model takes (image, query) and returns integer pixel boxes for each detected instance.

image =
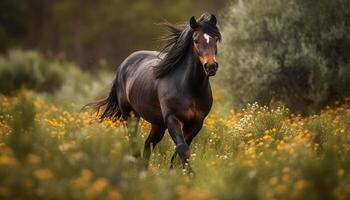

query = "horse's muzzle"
[204,62,219,76]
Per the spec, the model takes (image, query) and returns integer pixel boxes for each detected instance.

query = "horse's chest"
[182,99,210,122]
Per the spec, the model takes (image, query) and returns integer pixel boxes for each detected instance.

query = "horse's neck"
[180,48,210,94]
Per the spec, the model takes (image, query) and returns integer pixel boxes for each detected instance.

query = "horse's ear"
[190,16,198,29]
[210,14,217,25]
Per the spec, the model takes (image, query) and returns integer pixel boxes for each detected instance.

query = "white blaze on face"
[203,33,211,44]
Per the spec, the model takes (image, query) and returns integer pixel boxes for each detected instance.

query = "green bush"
[0,49,115,105]
[0,49,65,95]
[219,0,350,114]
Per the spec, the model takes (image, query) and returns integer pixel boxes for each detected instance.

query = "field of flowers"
[1,90,350,200]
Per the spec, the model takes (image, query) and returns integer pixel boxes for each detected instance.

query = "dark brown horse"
[88,13,221,171]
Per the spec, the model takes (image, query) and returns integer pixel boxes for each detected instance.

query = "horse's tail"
[82,78,121,121]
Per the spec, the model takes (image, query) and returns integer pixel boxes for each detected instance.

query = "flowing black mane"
[154,13,221,78]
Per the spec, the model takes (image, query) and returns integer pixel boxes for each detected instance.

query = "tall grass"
[0,92,349,199]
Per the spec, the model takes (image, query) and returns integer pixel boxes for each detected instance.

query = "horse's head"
[190,14,221,76]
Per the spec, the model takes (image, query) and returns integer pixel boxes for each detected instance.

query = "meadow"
[0,51,350,199]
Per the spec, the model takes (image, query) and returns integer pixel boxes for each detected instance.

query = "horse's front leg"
[170,122,203,172]
[166,115,190,169]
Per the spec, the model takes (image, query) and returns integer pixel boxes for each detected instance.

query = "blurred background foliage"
[220,0,350,114]
[0,49,65,95]
[0,49,113,104]
[0,0,226,70]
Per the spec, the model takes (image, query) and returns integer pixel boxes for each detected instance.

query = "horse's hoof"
[182,164,195,178]
[188,169,195,178]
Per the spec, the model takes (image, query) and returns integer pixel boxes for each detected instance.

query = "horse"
[87,13,221,172]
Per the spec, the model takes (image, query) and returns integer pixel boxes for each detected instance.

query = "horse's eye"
[193,39,199,44]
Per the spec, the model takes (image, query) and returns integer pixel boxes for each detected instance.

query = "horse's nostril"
[214,62,219,69]
[209,63,218,70]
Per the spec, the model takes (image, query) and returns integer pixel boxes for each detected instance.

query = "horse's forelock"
[197,13,221,40]
[200,22,221,41]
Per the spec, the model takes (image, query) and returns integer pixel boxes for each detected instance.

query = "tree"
[0,0,227,69]
[220,0,350,114]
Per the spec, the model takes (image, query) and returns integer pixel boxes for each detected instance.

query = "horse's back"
[117,50,159,84]
[117,50,164,124]
[120,50,161,69]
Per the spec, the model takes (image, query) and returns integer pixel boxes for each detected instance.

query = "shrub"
[219,0,350,114]
[0,49,65,95]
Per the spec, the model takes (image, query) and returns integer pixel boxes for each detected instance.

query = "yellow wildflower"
[34,168,54,180]
[26,154,40,164]
[282,167,290,174]
[85,178,109,198]
[282,174,290,181]
[0,155,17,166]
[71,169,93,189]
[338,168,345,177]
[107,187,122,200]
[269,177,278,185]
[263,135,272,140]
[295,180,307,190]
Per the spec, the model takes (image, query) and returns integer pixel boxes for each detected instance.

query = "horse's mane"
[154,13,221,78]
